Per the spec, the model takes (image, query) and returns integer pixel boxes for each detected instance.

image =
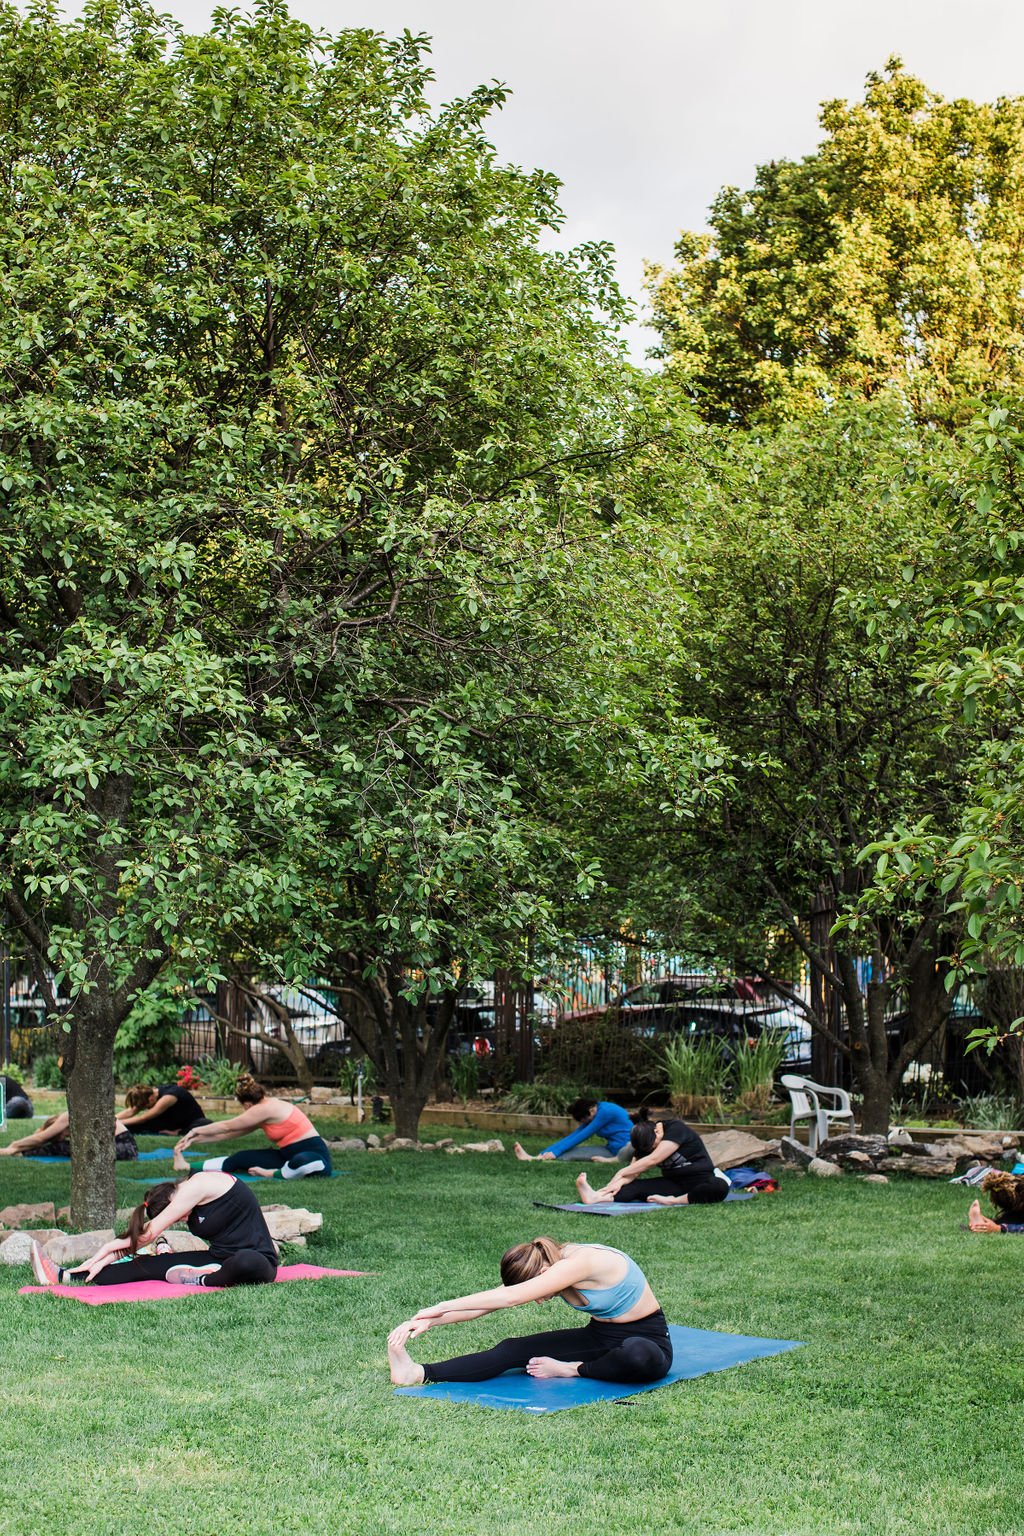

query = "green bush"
[732,1029,790,1113]
[537,1014,657,1098]
[31,1053,63,1089]
[661,1034,730,1113]
[337,1055,376,1102]
[500,1080,600,1116]
[448,1052,480,1104]
[198,1056,242,1097]
[959,1093,1023,1130]
[1,1060,26,1088]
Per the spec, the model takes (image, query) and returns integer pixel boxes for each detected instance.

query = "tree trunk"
[65,1006,119,1230]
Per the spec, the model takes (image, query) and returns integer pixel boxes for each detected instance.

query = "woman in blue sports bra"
[387,1237,672,1387]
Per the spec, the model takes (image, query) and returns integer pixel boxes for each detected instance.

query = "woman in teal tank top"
[388,1237,672,1386]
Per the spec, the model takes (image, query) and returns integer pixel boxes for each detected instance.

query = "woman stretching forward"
[30,1171,279,1289]
[575,1111,729,1206]
[388,1237,672,1386]
[174,1074,332,1180]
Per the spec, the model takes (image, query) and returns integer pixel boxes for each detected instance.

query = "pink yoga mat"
[19,1262,367,1304]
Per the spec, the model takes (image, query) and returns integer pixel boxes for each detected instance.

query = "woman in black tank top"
[29,1173,279,1290]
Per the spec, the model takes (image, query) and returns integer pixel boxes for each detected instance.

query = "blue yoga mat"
[533,1190,754,1215]
[395,1323,804,1414]
[24,1147,183,1164]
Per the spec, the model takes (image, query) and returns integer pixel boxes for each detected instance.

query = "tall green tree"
[0,0,690,1205]
[648,60,1024,426]
[643,399,972,1131]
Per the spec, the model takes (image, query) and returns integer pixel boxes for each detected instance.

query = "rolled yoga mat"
[394,1323,804,1413]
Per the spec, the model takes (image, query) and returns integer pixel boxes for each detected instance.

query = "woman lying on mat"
[173,1074,332,1180]
[30,1171,279,1289]
[513,1097,633,1163]
[387,1237,672,1387]
[966,1171,1024,1233]
[0,1111,137,1161]
[574,1109,729,1206]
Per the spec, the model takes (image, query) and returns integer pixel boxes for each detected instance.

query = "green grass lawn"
[1,1126,1021,1536]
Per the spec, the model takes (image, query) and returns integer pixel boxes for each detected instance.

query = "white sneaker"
[166,1263,221,1286]
[30,1240,59,1286]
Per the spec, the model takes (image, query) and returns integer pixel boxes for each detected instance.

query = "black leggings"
[615,1170,729,1204]
[87,1250,277,1287]
[206,1135,333,1179]
[423,1311,673,1384]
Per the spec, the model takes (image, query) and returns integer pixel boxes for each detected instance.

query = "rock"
[309,1087,333,1103]
[0,1202,57,1228]
[817,1134,889,1166]
[887,1128,913,1146]
[808,1157,842,1178]
[20,1228,65,1248]
[462,1139,505,1154]
[0,1232,36,1265]
[859,1174,890,1184]
[877,1156,957,1178]
[960,1134,1006,1160]
[701,1130,779,1170]
[415,1141,438,1151]
[445,1145,466,1155]
[365,1133,381,1148]
[388,1137,417,1151]
[435,1138,454,1148]
[46,1230,116,1266]
[381,1133,396,1145]
[844,1151,874,1167]
[330,1138,367,1153]
[1002,1134,1020,1149]
[57,1207,70,1223]
[151,1231,209,1254]
[262,1205,322,1241]
[780,1136,814,1167]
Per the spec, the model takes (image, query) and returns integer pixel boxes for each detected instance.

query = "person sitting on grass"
[117,1082,211,1136]
[387,1236,672,1387]
[513,1097,633,1163]
[173,1074,332,1180]
[574,1108,729,1206]
[0,1111,137,1160]
[967,1171,1024,1233]
[30,1170,279,1289]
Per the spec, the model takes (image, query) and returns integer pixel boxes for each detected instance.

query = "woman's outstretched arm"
[175,1104,269,1149]
[411,1253,591,1323]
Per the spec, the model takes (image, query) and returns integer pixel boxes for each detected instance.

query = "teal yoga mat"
[395,1324,804,1413]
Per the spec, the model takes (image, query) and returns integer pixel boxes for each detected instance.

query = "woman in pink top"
[174,1075,332,1180]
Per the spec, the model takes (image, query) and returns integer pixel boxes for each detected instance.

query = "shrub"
[538,1014,657,1098]
[31,1053,63,1090]
[1,1060,25,1088]
[661,1035,729,1117]
[337,1055,376,1102]
[195,1057,239,1097]
[959,1093,1023,1130]
[732,1029,790,1115]
[448,1052,480,1104]
[500,1081,600,1116]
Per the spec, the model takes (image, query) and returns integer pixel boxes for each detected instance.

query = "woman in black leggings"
[575,1111,729,1207]
[29,1172,278,1289]
[388,1236,672,1387]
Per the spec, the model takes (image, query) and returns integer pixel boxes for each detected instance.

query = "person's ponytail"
[122,1181,181,1253]
[499,1236,563,1285]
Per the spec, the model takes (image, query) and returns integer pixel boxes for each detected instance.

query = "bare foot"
[513,1143,534,1161]
[388,1328,426,1386]
[575,1172,600,1204]
[249,1166,279,1179]
[648,1193,688,1206]
[527,1356,580,1379]
[172,1149,190,1173]
[968,1199,1001,1233]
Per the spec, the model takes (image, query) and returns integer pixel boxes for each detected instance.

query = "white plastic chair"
[781,1074,855,1153]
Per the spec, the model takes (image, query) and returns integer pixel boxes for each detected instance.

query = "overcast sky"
[98,0,1024,360]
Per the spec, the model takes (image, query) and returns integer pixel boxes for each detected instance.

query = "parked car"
[562,974,813,1068]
